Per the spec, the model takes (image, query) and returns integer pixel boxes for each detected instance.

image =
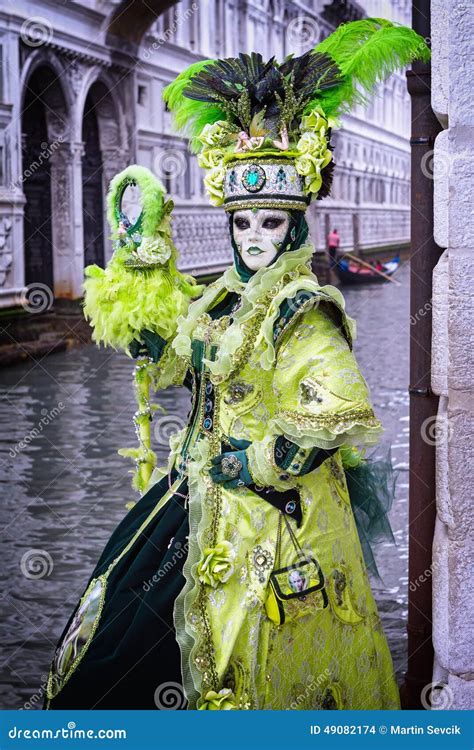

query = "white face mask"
[232,209,290,271]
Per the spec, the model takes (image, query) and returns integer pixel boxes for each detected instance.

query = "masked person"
[44,20,429,711]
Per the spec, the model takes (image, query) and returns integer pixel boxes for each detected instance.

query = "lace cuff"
[273,407,383,450]
[246,434,298,491]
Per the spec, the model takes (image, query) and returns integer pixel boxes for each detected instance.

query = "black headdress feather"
[182,51,342,132]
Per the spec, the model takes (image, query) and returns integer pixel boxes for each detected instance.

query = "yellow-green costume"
[44,18,429,710]
[45,242,399,711]
[156,242,399,710]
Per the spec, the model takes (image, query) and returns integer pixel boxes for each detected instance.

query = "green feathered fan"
[83,165,203,496]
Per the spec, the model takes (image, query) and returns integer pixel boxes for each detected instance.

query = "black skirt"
[46,470,189,709]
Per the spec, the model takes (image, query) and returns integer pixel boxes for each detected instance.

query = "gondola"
[335,255,400,285]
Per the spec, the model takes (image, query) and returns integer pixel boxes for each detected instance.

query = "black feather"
[182,51,342,131]
[281,52,343,104]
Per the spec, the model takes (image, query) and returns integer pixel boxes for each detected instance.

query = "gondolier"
[327,227,340,268]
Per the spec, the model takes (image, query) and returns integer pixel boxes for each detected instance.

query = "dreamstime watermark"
[153,681,187,709]
[410,298,432,326]
[409,558,441,592]
[286,292,320,315]
[20,549,54,580]
[20,17,53,47]
[420,414,454,446]
[153,413,186,444]
[8,723,127,740]
[420,149,474,181]
[10,402,65,457]
[420,681,454,710]
[20,282,54,313]
[143,538,189,592]
[10,136,64,191]
[153,148,187,180]
[21,673,60,710]
[143,2,198,60]
[288,668,330,709]
[286,15,321,51]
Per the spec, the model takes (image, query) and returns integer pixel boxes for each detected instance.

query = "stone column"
[70,142,85,297]
[49,143,76,298]
[0,29,26,304]
[430,0,474,710]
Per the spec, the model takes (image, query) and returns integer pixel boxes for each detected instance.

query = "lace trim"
[246,433,297,491]
[273,408,383,450]
[173,382,227,708]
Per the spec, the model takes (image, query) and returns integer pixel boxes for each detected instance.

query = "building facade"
[0,0,412,307]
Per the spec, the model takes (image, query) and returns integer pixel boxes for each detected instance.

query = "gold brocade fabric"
[154,260,400,711]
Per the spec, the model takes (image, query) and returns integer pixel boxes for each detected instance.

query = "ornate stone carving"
[0,216,13,286]
[65,60,87,95]
[49,144,72,256]
[47,111,70,143]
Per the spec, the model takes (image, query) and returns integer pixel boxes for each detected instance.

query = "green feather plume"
[83,165,202,351]
[309,18,431,117]
[163,59,214,109]
[163,59,227,147]
[83,260,196,349]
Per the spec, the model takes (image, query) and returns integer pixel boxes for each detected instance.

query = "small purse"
[265,512,328,626]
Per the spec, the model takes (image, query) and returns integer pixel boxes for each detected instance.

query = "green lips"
[247,246,263,255]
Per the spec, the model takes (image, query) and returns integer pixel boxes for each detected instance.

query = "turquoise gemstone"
[242,164,266,192]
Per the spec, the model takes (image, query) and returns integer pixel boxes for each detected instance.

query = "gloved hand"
[129,329,167,363]
[209,437,252,489]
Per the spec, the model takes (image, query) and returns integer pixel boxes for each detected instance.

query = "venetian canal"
[0,262,411,710]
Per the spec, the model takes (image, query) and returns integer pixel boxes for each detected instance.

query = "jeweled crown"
[223,159,308,212]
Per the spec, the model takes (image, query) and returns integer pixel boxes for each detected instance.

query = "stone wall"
[431,0,474,710]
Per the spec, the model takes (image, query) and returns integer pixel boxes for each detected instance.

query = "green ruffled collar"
[172,243,355,382]
[222,242,313,294]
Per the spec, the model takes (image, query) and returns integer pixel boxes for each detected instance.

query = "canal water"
[0,263,410,709]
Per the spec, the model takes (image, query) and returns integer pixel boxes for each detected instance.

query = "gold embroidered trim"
[225,155,298,167]
[210,271,300,385]
[192,365,223,697]
[278,407,381,430]
[264,435,283,478]
[46,574,108,702]
[210,297,272,384]
[224,198,307,212]
[197,585,219,691]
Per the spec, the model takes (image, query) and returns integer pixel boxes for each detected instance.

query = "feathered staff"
[83,165,202,494]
